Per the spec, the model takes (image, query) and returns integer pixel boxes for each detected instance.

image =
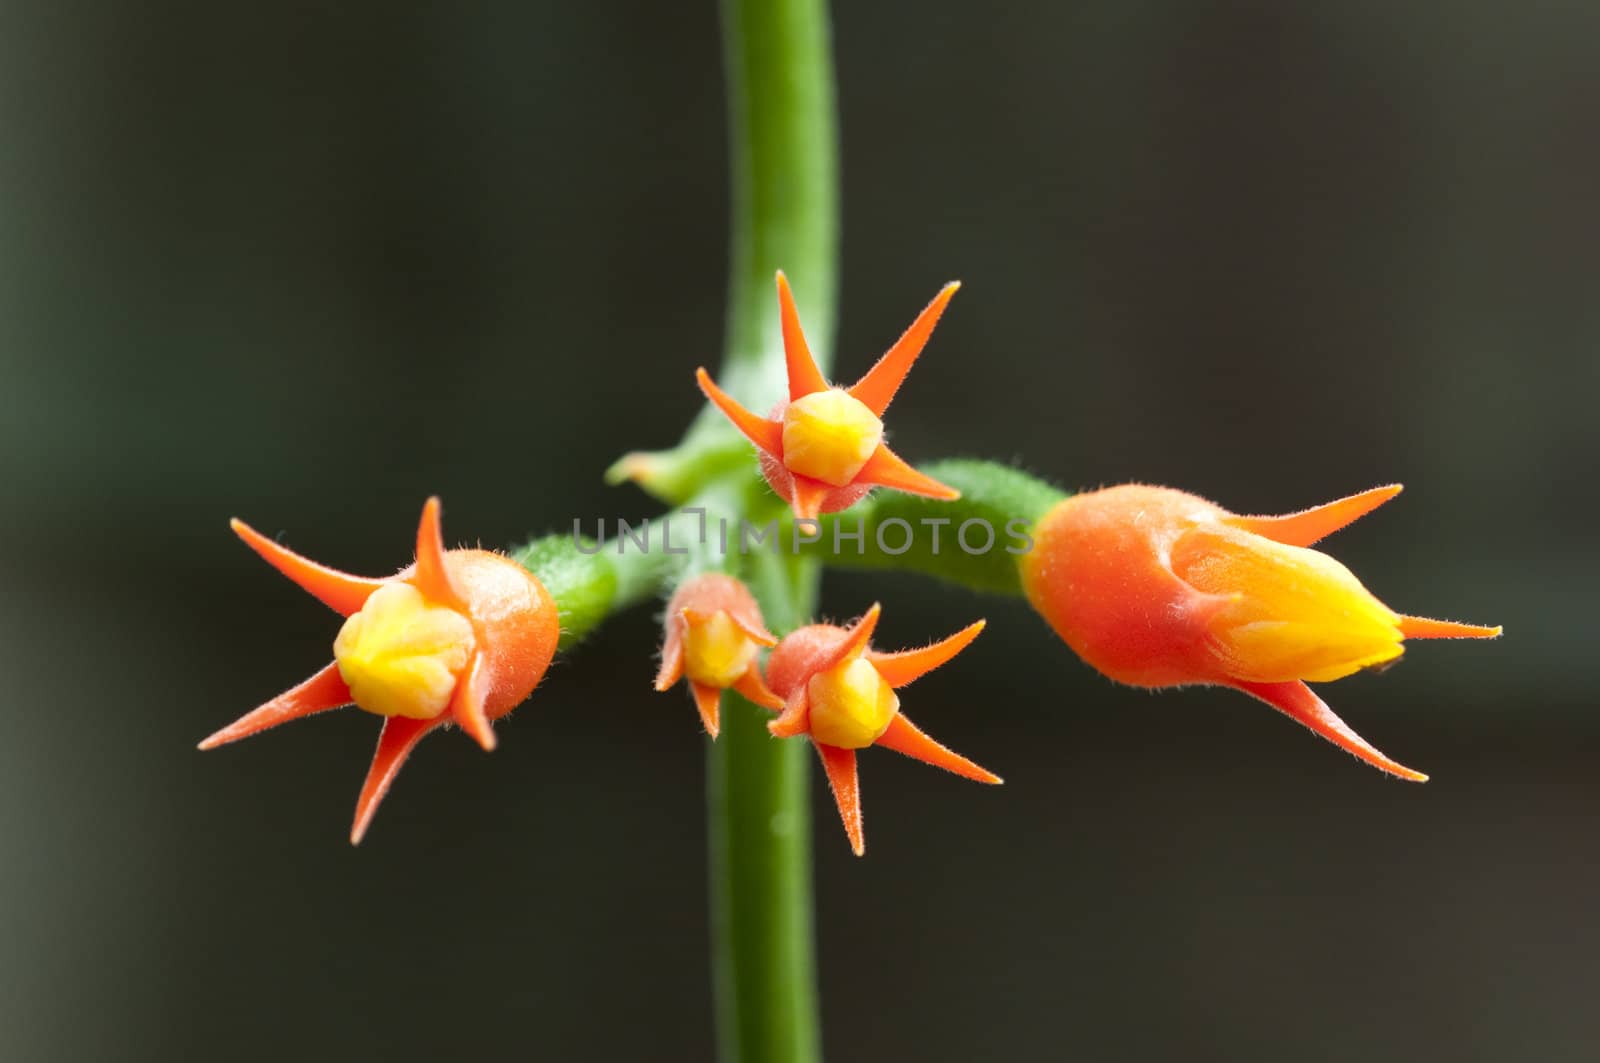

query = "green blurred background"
[3,2,1597,1060]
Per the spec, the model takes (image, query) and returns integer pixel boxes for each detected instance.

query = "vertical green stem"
[707,554,821,1063]
[707,1,836,1061]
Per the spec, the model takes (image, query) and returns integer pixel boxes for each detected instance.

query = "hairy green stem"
[513,478,754,647]
[516,459,1064,655]
[707,1,836,1061]
[796,460,1067,594]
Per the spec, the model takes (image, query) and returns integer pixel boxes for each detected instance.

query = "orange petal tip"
[1399,616,1502,640]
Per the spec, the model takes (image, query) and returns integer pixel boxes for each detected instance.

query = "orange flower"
[696,272,962,519]
[763,604,999,855]
[655,573,784,736]
[200,498,560,843]
[1021,484,1501,780]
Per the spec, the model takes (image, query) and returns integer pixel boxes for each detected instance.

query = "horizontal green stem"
[795,459,1067,594]
[513,481,756,650]
[516,460,1065,649]
[512,534,624,651]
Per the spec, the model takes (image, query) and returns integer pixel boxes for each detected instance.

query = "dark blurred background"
[3,2,1597,1060]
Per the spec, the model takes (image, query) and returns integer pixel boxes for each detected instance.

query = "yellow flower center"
[808,656,900,749]
[1174,525,1404,684]
[682,611,760,688]
[333,582,476,719]
[780,389,884,487]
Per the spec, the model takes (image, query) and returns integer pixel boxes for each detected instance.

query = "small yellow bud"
[808,656,900,749]
[1174,526,1404,683]
[333,582,476,719]
[780,389,884,487]
[682,611,760,688]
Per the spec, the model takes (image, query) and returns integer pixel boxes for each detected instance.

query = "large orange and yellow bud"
[654,573,783,736]
[695,272,961,520]
[200,498,560,842]
[763,604,998,855]
[1020,484,1500,780]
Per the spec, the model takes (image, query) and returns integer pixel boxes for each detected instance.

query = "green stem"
[518,459,1065,655]
[512,513,691,652]
[798,459,1068,595]
[707,1,836,1061]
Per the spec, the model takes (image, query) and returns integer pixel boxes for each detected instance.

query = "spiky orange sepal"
[696,272,962,520]
[201,498,560,843]
[762,604,998,856]
[654,573,783,737]
[1021,483,1501,781]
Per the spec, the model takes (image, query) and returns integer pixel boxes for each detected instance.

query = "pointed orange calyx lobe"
[696,272,962,519]
[1021,483,1499,780]
[1224,484,1403,547]
[411,496,468,611]
[1397,615,1502,640]
[197,661,352,751]
[229,518,386,616]
[853,445,960,501]
[848,280,960,416]
[875,713,1001,785]
[351,716,441,845]
[816,744,865,856]
[695,368,783,457]
[776,270,829,401]
[1233,680,1428,782]
[206,498,561,842]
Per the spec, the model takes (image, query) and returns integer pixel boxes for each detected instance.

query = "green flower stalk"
[199,1,1505,1060]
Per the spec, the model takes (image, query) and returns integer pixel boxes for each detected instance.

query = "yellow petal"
[682,610,761,689]
[808,657,900,749]
[780,389,884,487]
[1173,525,1403,684]
[333,582,475,719]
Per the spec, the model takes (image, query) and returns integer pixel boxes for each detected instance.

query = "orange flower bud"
[763,604,999,855]
[654,573,783,736]
[1020,484,1501,780]
[200,498,560,843]
[696,272,962,519]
